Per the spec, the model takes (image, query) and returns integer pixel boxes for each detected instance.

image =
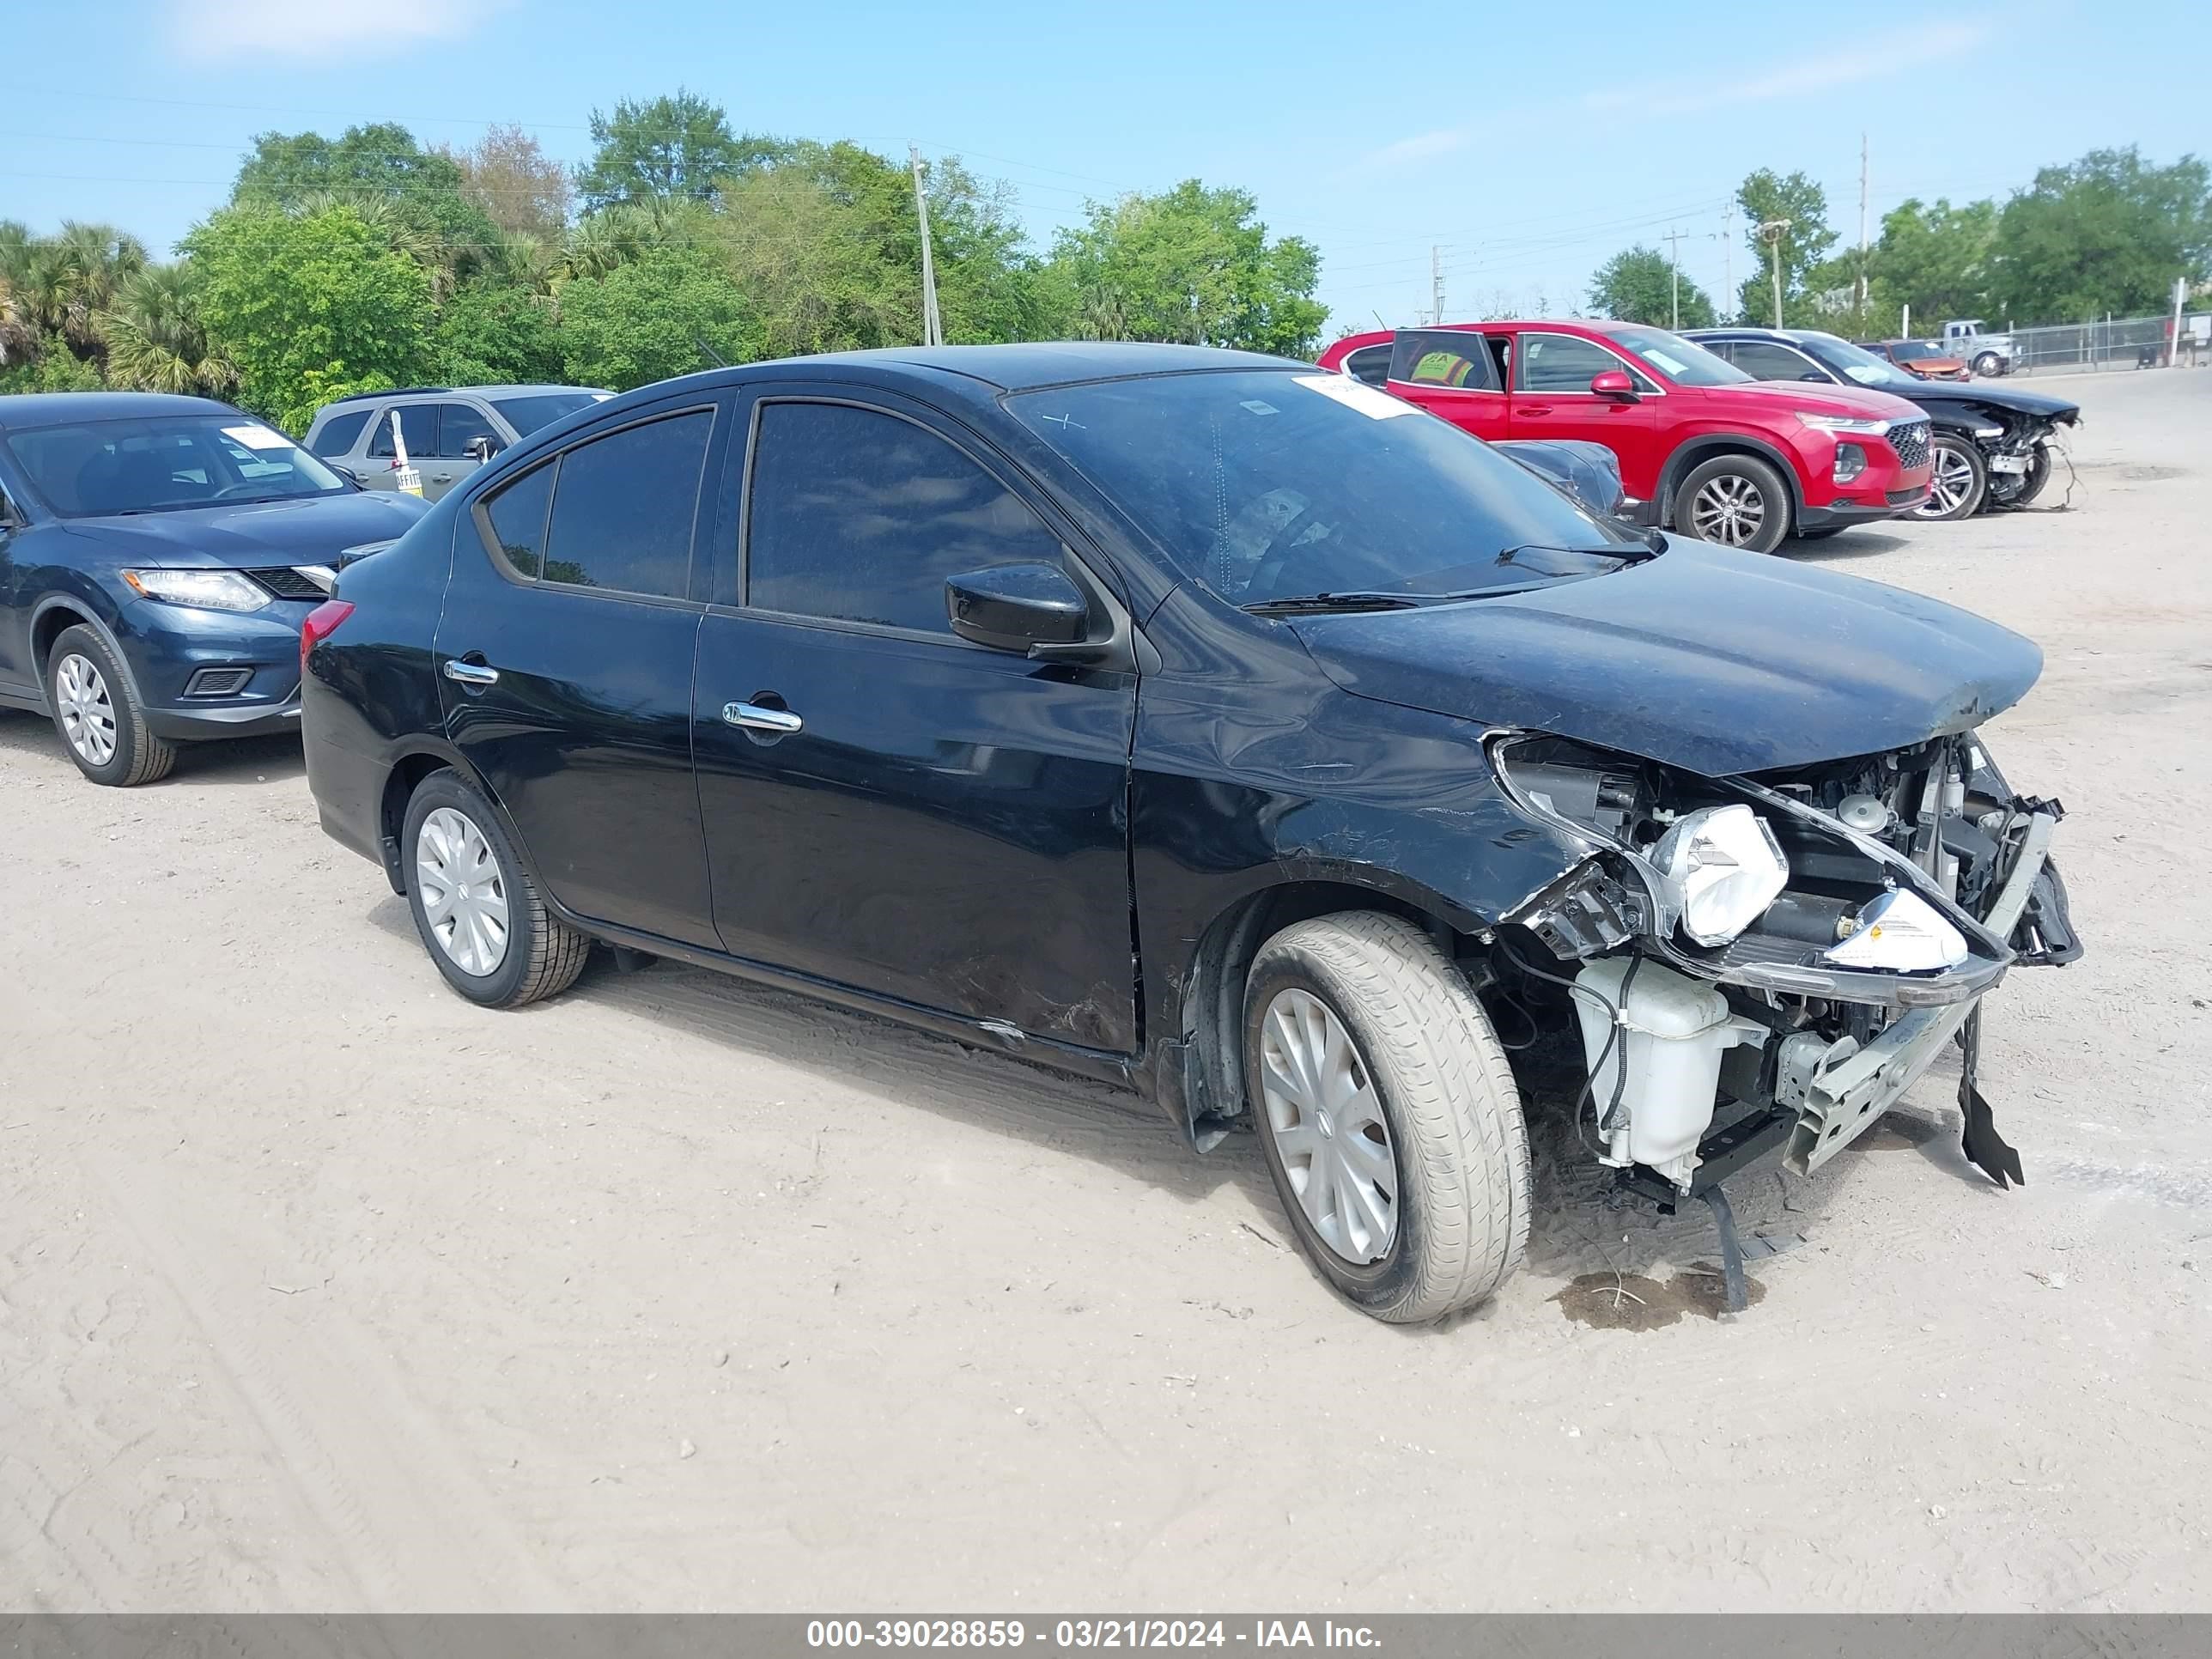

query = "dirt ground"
[3,368,2209,1614]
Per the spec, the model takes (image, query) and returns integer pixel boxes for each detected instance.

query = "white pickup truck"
[1942,320,2014,377]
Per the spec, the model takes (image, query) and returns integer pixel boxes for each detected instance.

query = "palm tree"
[101,263,235,396]
[289,191,460,301]
[44,221,148,353]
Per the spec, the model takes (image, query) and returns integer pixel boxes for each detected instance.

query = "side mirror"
[465,435,502,463]
[945,562,1090,656]
[1589,369,1638,400]
[331,463,362,486]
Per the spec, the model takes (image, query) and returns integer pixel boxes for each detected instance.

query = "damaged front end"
[1488,729,2081,1210]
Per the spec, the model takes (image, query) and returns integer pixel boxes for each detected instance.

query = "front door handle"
[722,701,803,734]
[443,659,500,687]
[1515,404,1553,416]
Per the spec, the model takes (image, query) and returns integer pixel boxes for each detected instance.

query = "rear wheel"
[45,623,176,787]
[402,771,590,1008]
[1914,435,1988,520]
[1673,454,1791,553]
[1972,351,2002,377]
[1244,912,1528,1323]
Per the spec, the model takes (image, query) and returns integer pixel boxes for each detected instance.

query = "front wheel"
[1972,351,2002,378]
[1673,454,1791,553]
[1914,435,1989,520]
[402,771,590,1008]
[1244,913,1528,1323]
[2010,442,2054,506]
[45,623,176,787]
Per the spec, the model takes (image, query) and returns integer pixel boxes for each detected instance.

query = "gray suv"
[303,385,611,501]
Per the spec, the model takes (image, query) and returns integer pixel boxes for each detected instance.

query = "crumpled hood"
[1291,538,2044,776]
[1904,381,2081,422]
[61,491,428,568]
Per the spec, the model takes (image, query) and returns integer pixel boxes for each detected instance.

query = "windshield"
[1596,325,1750,386]
[1798,332,1922,389]
[491,391,609,435]
[1888,340,1944,362]
[3,415,349,517]
[1007,370,1642,608]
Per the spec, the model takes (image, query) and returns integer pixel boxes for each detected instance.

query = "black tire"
[1244,912,1528,1323]
[2011,442,2053,507]
[1913,434,1989,521]
[401,770,590,1008]
[44,623,176,787]
[1972,351,2002,378]
[1671,453,1792,553]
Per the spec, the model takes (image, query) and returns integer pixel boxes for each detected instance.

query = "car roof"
[315,383,603,411]
[0,391,239,433]
[760,342,1302,392]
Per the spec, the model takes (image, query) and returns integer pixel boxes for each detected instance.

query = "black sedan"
[302,343,2079,1322]
[1684,328,2080,521]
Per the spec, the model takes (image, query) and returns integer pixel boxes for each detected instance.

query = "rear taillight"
[300,599,356,676]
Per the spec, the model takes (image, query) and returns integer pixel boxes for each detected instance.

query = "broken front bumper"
[1777,812,2060,1175]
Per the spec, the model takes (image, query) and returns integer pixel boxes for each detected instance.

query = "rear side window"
[1389,331,1499,391]
[745,401,1062,634]
[310,408,371,458]
[479,460,555,578]
[540,410,713,598]
[437,403,501,459]
[368,404,438,459]
[1340,343,1393,387]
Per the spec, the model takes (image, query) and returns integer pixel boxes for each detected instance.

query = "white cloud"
[168,0,513,59]
[1585,19,1995,117]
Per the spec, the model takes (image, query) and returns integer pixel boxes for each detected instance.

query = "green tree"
[1870,197,1999,330]
[1735,169,1838,325]
[430,281,565,385]
[232,124,497,259]
[1588,245,1716,329]
[100,263,235,395]
[0,332,105,393]
[1990,147,2212,322]
[557,246,757,390]
[441,123,573,240]
[575,90,778,211]
[184,204,433,431]
[1047,181,1326,356]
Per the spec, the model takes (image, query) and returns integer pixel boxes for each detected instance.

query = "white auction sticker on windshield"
[223,423,292,450]
[1292,374,1415,419]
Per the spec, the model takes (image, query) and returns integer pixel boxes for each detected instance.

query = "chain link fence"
[2008,311,2212,375]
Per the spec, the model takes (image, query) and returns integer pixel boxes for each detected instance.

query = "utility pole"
[909,144,943,348]
[2173,276,2188,368]
[1431,246,1445,327]
[1856,131,1870,334]
[1662,226,1686,330]
[1759,219,1791,329]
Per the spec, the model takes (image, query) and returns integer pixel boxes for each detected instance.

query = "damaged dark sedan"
[300,343,2081,1324]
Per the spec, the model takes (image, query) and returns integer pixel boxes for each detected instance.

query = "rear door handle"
[722,701,802,734]
[442,659,500,687]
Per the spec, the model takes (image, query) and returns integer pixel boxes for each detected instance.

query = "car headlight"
[1653,804,1789,946]
[1799,414,1892,435]
[1822,889,1968,972]
[121,568,271,613]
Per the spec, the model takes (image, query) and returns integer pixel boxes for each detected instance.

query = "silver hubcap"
[1918,443,1977,518]
[416,807,511,976]
[1690,474,1767,546]
[55,653,118,765]
[1257,988,1399,1265]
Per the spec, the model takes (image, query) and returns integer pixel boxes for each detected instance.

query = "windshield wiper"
[1243,591,1425,616]
[1496,540,1658,568]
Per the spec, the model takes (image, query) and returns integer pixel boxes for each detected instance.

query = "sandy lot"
[3,368,2209,1614]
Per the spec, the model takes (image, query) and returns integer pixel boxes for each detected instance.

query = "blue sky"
[3,0,2195,337]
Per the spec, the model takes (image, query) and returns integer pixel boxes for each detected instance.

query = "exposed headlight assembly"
[1823,888,1968,972]
[121,568,270,613]
[1653,804,1790,946]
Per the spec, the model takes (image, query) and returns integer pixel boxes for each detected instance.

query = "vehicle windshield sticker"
[1638,348,1692,376]
[1293,374,1415,419]
[1240,399,1279,416]
[223,423,292,450]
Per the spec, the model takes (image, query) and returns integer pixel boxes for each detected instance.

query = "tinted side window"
[368,404,438,459]
[1518,333,1648,392]
[310,409,371,458]
[746,402,1062,634]
[438,403,501,459]
[1733,341,1826,380]
[1389,330,1498,391]
[479,460,556,579]
[541,410,712,598]
[1342,343,1394,387]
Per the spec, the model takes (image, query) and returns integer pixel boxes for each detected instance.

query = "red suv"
[1318,320,1933,552]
